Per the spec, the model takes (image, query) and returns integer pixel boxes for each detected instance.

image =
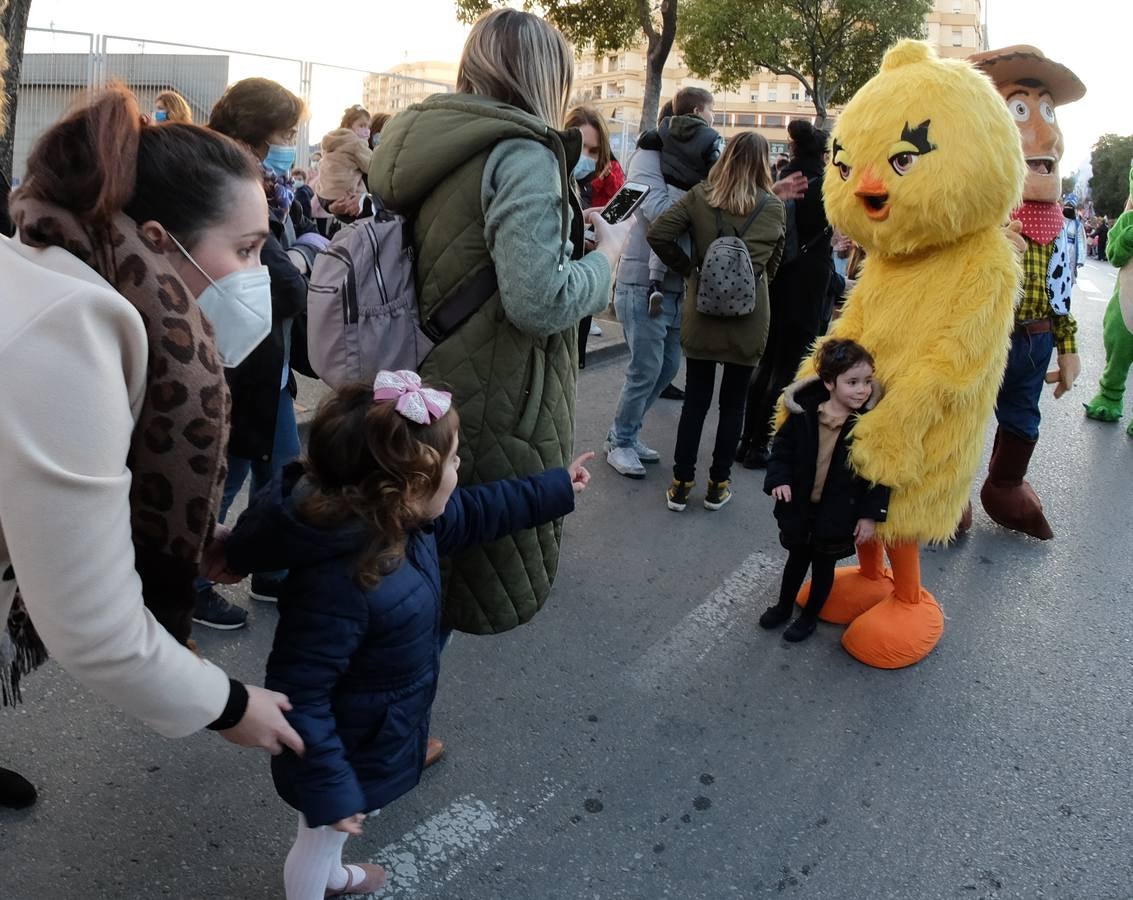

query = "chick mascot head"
[783,41,1025,668]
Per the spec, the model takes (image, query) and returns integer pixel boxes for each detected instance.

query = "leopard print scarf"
[8,197,230,660]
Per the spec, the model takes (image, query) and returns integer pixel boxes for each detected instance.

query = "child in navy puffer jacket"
[224,370,595,900]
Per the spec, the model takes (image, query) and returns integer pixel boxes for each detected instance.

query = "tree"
[0,0,32,181]
[1061,173,1076,199]
[1088,133,1133,218]
[679,0,932,128]
[454,0,677,131]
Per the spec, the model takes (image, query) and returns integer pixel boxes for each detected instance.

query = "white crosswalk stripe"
[628,550,780,691]
[372,781,561,897]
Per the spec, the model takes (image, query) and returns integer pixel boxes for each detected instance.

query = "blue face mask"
[153,109,168,122]
[572,155,597,181]
[264,144,297,177]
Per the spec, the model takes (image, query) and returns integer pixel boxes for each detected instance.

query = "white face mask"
[169,235,272,368]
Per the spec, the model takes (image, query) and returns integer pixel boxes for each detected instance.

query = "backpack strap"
[421,266,499,344]
[735,192,771,239]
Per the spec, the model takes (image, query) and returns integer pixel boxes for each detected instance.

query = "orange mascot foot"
[797,540,892,625]
[840,542,943,669]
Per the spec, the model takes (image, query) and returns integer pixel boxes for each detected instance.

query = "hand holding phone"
[585,211,633,269]
[584,182,651,243]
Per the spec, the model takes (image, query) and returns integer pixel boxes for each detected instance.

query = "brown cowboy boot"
[979,427,1054,540]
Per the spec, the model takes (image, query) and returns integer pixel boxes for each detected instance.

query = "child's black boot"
[758,601,794,629]
[783,614,818,642]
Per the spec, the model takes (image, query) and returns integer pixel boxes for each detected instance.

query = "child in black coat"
[761,340,890,642]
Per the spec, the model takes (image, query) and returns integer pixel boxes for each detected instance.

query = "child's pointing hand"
[568,452,596,494]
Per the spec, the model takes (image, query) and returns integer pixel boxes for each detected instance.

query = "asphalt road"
[2,259,1131,900]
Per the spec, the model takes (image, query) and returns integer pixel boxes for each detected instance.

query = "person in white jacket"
[0,85,303,809]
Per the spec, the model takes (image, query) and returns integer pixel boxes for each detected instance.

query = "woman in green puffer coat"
[369,9,631,637]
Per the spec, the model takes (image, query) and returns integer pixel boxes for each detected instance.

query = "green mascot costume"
[1084,161,1133,433]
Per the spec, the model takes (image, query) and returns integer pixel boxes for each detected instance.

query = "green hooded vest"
[369,94,584,634]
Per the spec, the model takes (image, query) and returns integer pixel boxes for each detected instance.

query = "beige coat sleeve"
[0,289,230,737]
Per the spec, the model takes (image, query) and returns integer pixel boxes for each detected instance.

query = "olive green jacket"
[648,182,785,368]
[369,94,610,633]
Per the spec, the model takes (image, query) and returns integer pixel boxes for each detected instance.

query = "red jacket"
[590,158,625,209]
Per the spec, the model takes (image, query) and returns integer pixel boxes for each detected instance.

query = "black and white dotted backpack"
[695,194,770,318]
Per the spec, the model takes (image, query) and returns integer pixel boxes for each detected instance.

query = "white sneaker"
[633,440,660,463]
[606,445,646,478]
[589,321,603,336]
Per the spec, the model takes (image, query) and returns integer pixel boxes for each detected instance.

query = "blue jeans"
[995,328,1054,441]
[608,282,683,447]
[196,388,300,592]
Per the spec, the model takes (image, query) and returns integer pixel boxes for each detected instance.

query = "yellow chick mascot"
[783,41,1025,668]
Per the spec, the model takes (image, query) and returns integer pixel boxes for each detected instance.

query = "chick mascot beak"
[778,40,1026,668]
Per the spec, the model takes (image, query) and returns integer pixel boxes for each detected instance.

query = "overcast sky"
[23,0,1129,170]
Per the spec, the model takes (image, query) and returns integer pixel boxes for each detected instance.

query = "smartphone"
[585,182,651,242]
[600,182,651,223]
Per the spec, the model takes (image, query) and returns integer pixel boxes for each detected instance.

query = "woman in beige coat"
[0,85,303,809]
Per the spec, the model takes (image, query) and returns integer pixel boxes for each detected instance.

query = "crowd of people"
[0,7,1117,898]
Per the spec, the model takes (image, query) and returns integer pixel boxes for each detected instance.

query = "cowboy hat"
[968,45,1086,106]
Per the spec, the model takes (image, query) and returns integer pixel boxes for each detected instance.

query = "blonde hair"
[156,90,193,124]
[706,132,773,216]
[457,8,574,129]
[565,105,612,176]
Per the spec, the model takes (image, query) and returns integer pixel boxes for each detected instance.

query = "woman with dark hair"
[738,119,833,469]
[0,86,303,808]
[566,104,626,367]
[200,77,316,626]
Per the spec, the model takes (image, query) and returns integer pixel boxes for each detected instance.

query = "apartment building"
[363,60,459,114]
[572,0,985,152]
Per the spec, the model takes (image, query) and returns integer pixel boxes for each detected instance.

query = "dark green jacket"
[648,182,785,368]
[369,94,610,634]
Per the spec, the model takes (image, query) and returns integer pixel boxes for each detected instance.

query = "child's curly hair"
[816,338,874,385]
[297,383,459,589]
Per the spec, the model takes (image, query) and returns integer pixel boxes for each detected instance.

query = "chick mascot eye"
[836,161,852,180]
[1039,100,1056,124]
[1009,99,1029,121]
[889,152,918,175]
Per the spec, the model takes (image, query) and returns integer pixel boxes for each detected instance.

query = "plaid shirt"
[1018,238,1077,355]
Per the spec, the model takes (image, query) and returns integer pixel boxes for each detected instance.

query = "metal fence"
[12,28,455,184]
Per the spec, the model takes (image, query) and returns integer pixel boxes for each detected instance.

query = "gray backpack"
[695,194,770,318]
[307,205,496,388]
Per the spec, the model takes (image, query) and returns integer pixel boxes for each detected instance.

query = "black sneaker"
[193,588,248,630]
[659,383,685,401]
[704,480,733,510]
[250,575,284,603]
[666,479,694,511]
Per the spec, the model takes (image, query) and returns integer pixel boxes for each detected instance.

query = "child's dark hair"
[298,383,460,589]
[816,339,874,384]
